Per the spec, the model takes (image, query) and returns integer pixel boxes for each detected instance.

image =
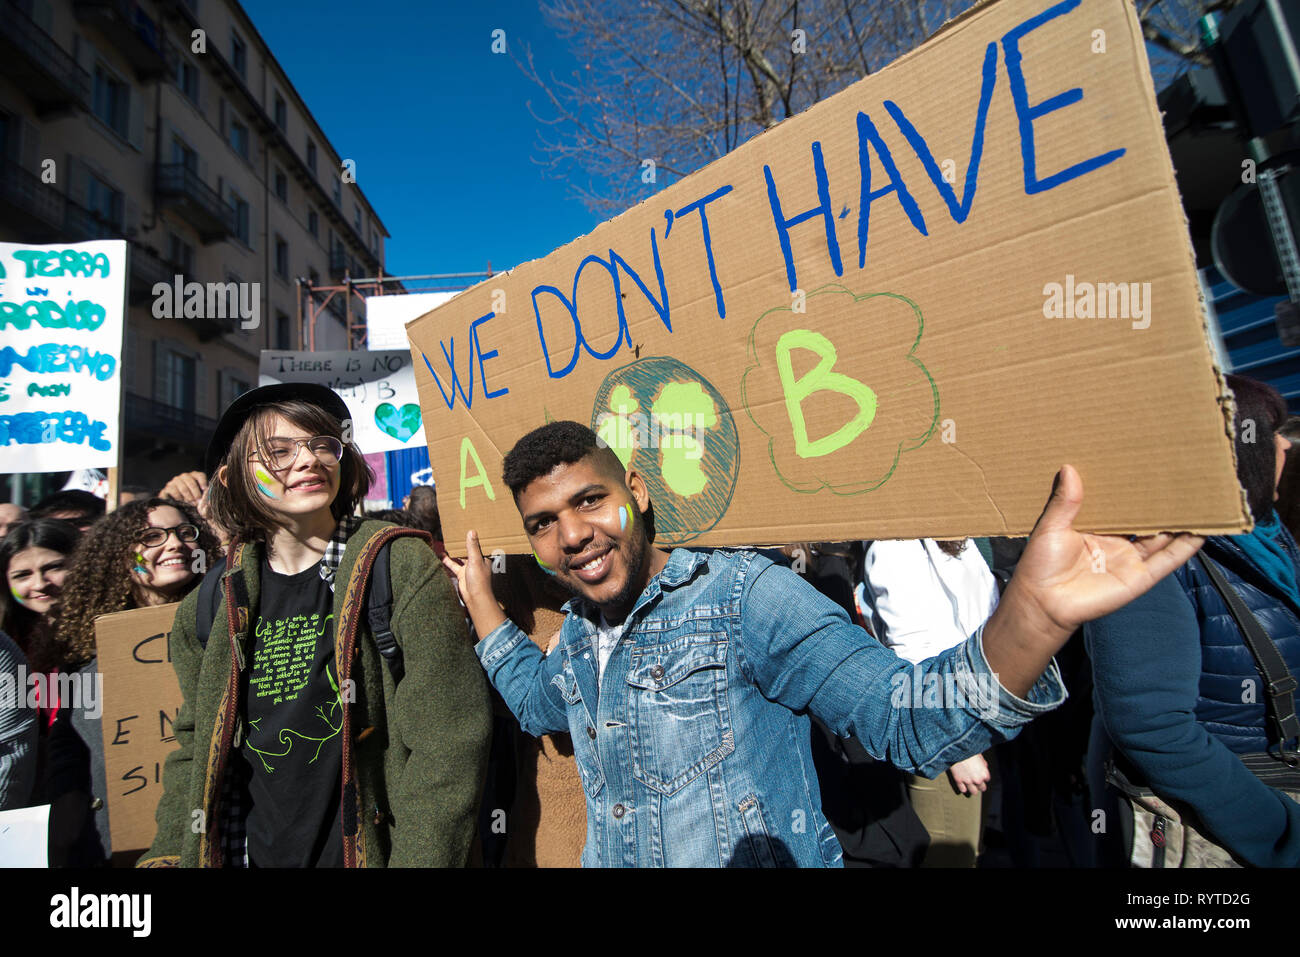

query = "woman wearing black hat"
[138,384,492,867]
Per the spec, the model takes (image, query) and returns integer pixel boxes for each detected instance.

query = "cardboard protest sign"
[95,604,181,857]
[0,240,126,473]
[259,349,425,454]
[408,0,1248,556]
[364,292,457,351]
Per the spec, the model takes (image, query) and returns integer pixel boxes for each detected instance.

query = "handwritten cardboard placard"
[95,603,181,857]
[0,240,127,473]
[259,349,424,454]
[408,0,1247,556]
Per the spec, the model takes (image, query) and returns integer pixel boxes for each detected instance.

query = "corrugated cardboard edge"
[1114,0,1250,536]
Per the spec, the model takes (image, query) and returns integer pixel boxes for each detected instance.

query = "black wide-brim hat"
[204,382,352,476]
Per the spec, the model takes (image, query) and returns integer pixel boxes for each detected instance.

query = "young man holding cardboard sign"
[443,421,1201,867]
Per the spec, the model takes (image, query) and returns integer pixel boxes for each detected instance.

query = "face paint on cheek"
[620,503,635,533]
[533,550,556,576]
[254,466,279,499]
[133,552,149,575]
[9,584,25,606]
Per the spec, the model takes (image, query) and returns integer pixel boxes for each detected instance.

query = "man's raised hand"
[982,464,1203,697]
[440,530,507,637]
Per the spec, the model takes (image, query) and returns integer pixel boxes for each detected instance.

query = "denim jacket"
[476,547,1066,867]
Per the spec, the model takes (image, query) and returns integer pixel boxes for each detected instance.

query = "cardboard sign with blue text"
[0,240,126,473]
[408,0,1248,555]
[259,349,425,455]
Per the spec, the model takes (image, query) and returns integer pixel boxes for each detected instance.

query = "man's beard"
[559,518,650,618]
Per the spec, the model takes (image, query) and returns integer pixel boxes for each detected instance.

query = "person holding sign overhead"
[140,383,490,868]
[44,498,220,865]
[443,421,1204,867]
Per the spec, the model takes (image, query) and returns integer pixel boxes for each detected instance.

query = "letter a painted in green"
[458,435,497,508]
[775,329,877,458]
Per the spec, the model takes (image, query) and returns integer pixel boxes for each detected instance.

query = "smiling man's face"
[517,454,662,622]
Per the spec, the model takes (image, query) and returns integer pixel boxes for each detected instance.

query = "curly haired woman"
[45,497,219,866]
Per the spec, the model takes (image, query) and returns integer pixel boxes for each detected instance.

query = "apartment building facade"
[0,0,389,494]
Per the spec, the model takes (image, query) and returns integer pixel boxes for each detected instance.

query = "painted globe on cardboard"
[590,356,739,545]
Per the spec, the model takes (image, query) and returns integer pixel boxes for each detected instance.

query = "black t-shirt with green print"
[238,556,344,868]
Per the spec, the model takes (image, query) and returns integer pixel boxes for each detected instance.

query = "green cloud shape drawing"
[740,285,939,495]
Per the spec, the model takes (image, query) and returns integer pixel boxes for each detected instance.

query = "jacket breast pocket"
[626,633,734,795]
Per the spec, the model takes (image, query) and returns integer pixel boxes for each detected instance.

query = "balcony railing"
[124,392,217,447]
[63,198,124,241]
[155,163,235,242]
[127,243,176,304]
[0,0,91,114]
[0,156,66,239]
[72,0,167,78]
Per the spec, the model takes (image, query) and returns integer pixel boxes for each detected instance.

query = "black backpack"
[195,526,432,684]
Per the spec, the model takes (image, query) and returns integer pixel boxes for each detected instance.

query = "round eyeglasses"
[252,435,344,470]
[139,524,200,548]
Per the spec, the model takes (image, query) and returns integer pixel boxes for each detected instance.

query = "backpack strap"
[195,554,230,649]
[344,525,434,686]
[1197,553,1300,758]
[333,524,432,868]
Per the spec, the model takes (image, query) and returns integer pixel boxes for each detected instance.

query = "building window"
[307,207,318,238]
[306,139,316,175]
[92,64,129,138]
[229,118,249,160]
[371,229,378,256]
[86,173,123,230]
[308,267,319,286]
[274,167,287,202]
[168,233,195,275]
[274,92,287,130]
[222,372,250,409]
[353,205,361,232]
[332,177,341,208]
[160,349,196,412]
[231,31,247,79]
[275,311,292,349]
[175,54,199,104]
[228,190,249,245]
[171,136,197,172]
[275,236,289,279]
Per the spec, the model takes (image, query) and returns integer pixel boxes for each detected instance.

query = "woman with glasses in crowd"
[44,498,219,865]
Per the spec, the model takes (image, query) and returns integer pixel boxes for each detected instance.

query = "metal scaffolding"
[295,265,495,351]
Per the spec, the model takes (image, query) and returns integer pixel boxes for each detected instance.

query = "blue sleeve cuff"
[959,625,1068,727]
[474,619,529,668]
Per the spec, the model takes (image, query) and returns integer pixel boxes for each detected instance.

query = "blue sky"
[241,0,606,281]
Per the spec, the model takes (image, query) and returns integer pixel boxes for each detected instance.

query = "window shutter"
[32,0,54,34]
[19,117,39,169]
[128,88,145,150]
[194,356,208,416]
[123,326,138,394]
[77,38,97,76]
[152,339,168,403]
[66,155,87,205]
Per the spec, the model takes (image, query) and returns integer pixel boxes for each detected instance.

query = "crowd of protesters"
[1,372,1297,867]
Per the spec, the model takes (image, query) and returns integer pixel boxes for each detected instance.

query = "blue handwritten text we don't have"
[418,0,1124,411]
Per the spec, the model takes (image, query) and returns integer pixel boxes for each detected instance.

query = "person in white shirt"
[862,537,1000,867]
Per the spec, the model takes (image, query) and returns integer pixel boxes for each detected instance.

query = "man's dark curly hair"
[503,421,622,499]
